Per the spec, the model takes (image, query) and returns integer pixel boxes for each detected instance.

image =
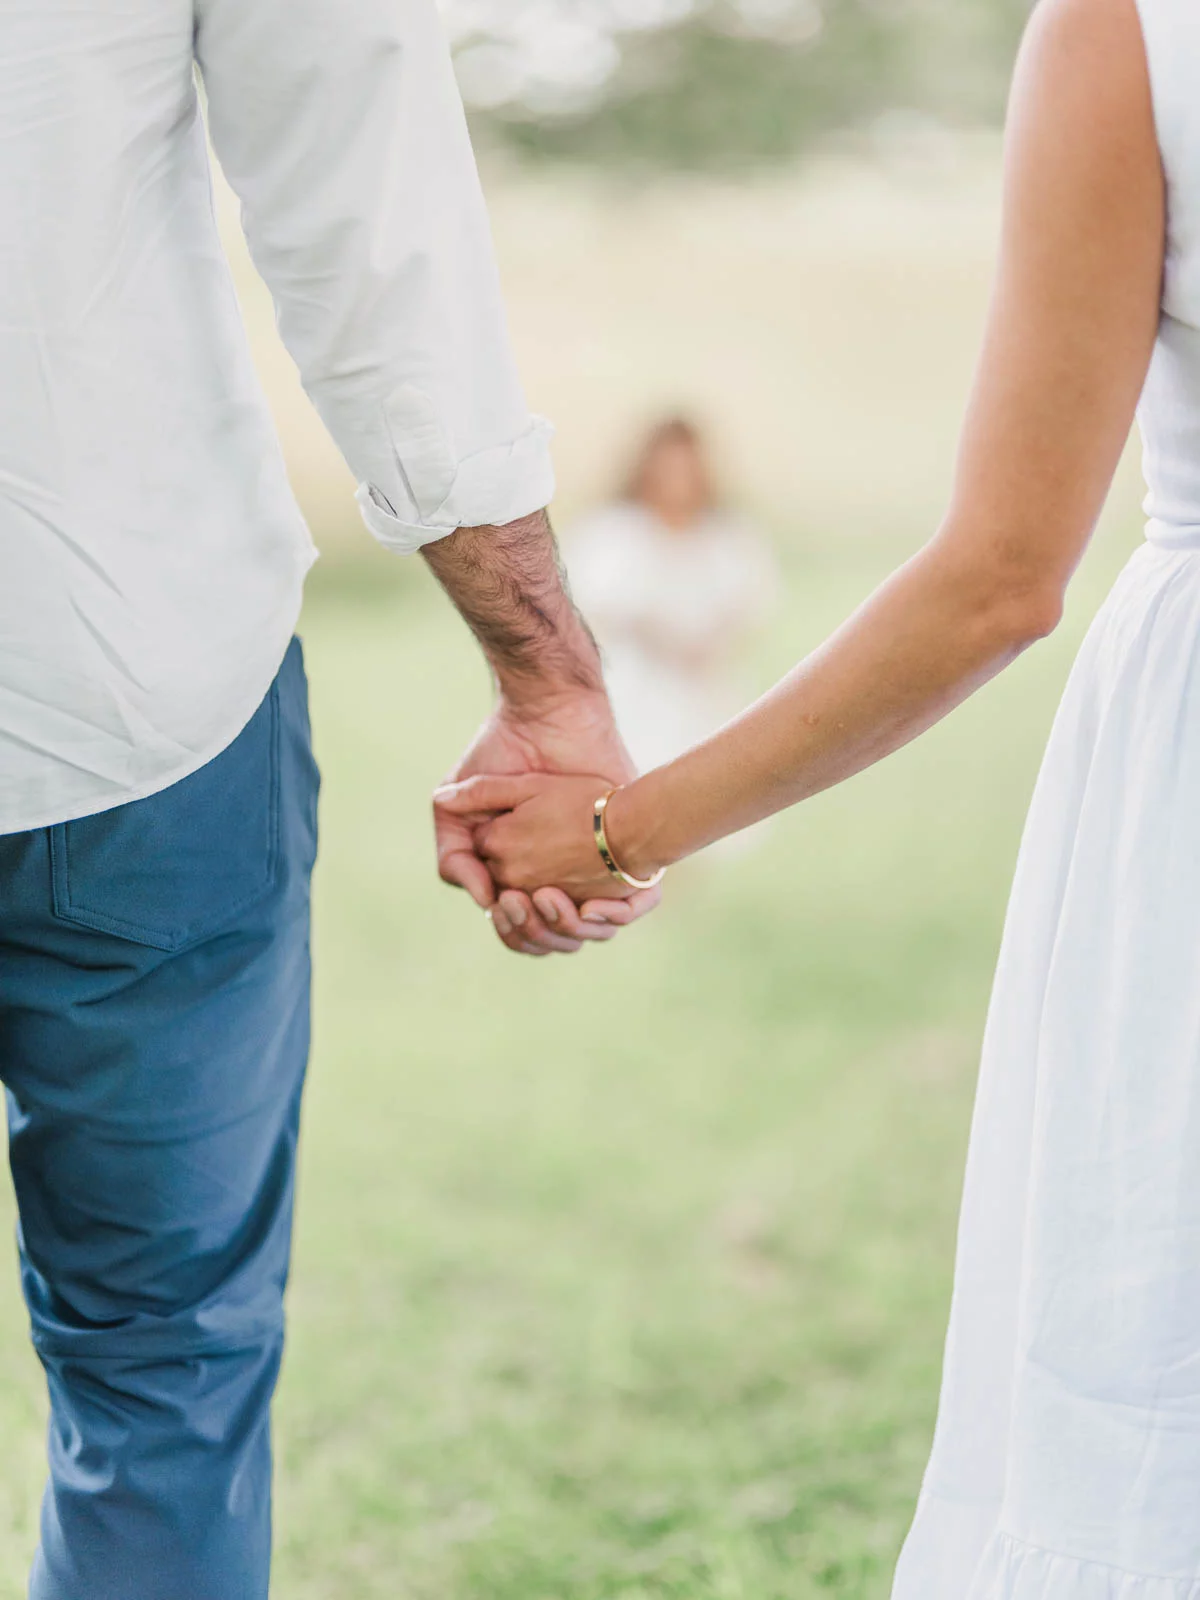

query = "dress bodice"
[1137,0,1200,547]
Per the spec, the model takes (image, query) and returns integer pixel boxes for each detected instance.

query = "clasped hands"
[432,688,659,956]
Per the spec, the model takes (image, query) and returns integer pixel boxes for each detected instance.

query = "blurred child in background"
[567,417,777,780]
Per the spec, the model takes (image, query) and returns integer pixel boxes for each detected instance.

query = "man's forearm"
[422,510,605,701]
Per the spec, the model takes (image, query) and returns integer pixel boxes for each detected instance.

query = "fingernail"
[493,911,512,937]
[582,912,608,925]
[542,901,559,924]
[507,902,527,928]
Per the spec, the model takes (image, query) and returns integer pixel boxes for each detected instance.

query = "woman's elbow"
[1007,581,1064,644]
[932,545,1066,653]
[984,574,1066,652]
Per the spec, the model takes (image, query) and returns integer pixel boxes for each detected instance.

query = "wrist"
[425,508,607,703]
[603,777,672,882]
[489,616,606,710]
[494,671,608,721]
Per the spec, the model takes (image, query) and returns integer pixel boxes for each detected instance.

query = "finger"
[438,846,497,910]
[496,889,584,955]
[532,887,619,943]
[518,932,584,956]
[433,773,546,816]
[497,890,586,955]
[626,883,665,919]
[576,897,639,928]
[487,900,540,956]
[501,921,584,955]
[434,802,498,909]
[578,881,664,925]
[498,925,553,957]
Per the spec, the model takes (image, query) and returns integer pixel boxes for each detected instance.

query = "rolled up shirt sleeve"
[193,0,554,553]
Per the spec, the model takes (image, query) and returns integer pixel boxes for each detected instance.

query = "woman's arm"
[438,0,1166,903]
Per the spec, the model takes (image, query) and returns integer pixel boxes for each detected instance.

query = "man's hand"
[435,687,661,955]
[423,508,661,955]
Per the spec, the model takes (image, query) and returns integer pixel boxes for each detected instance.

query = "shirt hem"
[0,548,315,837]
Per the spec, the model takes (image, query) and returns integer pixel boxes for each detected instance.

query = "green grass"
[0,515,1139,1598]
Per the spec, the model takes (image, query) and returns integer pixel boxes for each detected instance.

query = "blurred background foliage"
[445,0,1034,170]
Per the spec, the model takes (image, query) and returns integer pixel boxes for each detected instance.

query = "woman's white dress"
[893,4,1200,1596]
[566,502,775,774]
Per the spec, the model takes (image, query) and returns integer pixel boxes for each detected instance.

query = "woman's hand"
[433,773,640,905]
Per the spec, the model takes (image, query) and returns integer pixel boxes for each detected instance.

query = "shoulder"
[1002,0,1161,263]
[1025,0,1144,58]
[1017,0,1154,125]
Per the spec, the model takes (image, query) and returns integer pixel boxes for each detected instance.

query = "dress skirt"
[893,536,1200,1600]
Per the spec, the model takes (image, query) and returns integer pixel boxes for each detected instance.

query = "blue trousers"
[0,640,319,1599]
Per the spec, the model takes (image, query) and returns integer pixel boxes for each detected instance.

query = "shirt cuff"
[355,411,556,555]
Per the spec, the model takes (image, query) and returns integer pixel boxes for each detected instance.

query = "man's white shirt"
[0,0,554,832]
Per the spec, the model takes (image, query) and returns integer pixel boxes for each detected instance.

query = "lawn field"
[0,523,1142,1599]
[0,162,1148,1597]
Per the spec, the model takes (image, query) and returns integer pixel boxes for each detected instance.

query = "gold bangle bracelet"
[593,788,666,891]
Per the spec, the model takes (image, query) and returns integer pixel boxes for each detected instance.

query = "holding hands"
[432,687,663,957]
[422,509,663,958]
[435,771,656,907]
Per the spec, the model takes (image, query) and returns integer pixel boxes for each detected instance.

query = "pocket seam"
[49,685,282,953]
